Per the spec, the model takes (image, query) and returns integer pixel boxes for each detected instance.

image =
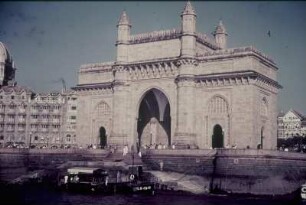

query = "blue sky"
[0,1,305,114]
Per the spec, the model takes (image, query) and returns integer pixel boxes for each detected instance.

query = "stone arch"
[136,86,173,120]
[206,95,230,148]
[137,88,171,148]
[212,124,224,148]
[99,126,107,148]
[92,101,112,145]
[258,126,265,149]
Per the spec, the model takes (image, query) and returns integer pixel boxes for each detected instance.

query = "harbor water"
[0,183,303,205]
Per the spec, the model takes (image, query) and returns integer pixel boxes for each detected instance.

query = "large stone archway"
[137,88,171,148]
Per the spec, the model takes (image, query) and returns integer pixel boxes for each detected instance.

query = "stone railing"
[130,28,181,44]
[196,32,219,49]
[80,61,114,72]
[198,46,275,65]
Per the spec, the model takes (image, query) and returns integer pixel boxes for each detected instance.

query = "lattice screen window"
[208,96,228,114]
[96,102,111,117]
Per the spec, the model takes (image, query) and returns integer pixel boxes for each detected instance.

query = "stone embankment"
[142,149,306,196]
[1,148,306,197]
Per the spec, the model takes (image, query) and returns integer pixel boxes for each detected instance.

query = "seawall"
[142,149,306,196]
[0,148,110,182]
[1,148,306,196]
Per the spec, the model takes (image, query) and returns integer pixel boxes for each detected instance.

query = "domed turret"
[116,10,131,63]
[0,42,12,63]
[180,1,197,58]
[213,20,228,49]
[0,42,16,86]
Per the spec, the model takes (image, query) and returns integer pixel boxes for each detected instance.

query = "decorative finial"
[118,10,130,26]
[214,20,227,35]
[182,1,196,16]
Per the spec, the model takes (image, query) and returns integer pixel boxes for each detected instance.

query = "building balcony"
[18,128,25,132]
[52,119,60,124]
[31,119,39,123]
[42,109,49,114]
[6,120,15,124]
[0,109,5,113]
[7,109,15,114]
[18,118,26,123]
[52,129,60,133]
[52,110,60,114]
[18,109,26,113]
[31,128,38,132]
[41,119,49,123]
[41,128,48,133]
[7,128,15,132]
[31,109,38,114]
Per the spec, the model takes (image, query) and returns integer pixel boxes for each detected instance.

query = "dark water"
[0,183,303,205]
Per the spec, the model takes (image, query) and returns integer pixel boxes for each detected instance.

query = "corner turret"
[116,11,131,63]
[213,20,228,49]
[0,42,16,86]
[180,1,197,58]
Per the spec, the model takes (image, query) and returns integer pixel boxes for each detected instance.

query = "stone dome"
[0,42,12,63]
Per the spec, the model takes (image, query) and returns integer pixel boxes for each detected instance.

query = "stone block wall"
[142,149,306,196]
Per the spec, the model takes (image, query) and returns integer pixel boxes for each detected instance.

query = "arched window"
[208,96,228,114]
[66,134,71,142]
[96,101,111,117]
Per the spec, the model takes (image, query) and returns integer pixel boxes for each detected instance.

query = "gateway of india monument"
[73,1,281,150]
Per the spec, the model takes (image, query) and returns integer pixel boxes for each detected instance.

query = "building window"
[0,135,3,140]
[70,116,76,120]
[34,136,38,141]
[11,96,14,100]
[208,96,229,114]
[71,106,77,110]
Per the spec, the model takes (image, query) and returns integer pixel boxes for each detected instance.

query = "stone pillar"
[109,65,130,148]
[173,59,197,148]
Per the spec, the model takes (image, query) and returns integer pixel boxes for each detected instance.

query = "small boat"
[59,167,109,193]
[58,166,155,195]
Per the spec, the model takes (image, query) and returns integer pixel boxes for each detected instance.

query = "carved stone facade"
[73,2,281,150]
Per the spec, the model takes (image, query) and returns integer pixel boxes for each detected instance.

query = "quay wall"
[1,148,306,196]
[0,149,109,182]
[142,149,306,196]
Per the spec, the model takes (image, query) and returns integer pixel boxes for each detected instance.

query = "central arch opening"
[212,124,224,148]
[137,89,171,148]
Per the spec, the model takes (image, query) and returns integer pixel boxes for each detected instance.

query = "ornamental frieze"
[126,60,179,80]
[175,75,196,87]
[176,58,199,67]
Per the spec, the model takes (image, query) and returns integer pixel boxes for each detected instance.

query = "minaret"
[174,1,198,148]
[0,42,16,86]
[180,1,196,58]
[116,11,131,63]
[213,20,228,49]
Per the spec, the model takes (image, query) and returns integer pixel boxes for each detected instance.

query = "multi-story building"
[0,41,77,148]
[61,90,78,146]
[277,109,306,139]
